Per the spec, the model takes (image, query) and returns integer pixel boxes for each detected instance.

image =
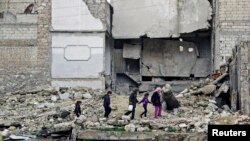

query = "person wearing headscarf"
[151,87,162,118]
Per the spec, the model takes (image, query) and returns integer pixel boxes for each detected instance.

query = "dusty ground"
[110,94,155,119]
[0,87,250,140]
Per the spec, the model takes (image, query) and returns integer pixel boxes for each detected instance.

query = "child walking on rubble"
[74,101,82,117]
[139,93,151,118]
[103,91,112,118]
[124,89,139,120]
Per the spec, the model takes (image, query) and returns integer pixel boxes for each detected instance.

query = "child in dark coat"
[74,101,82,117]
[124,89,139,120]
[103,91,112,118]
[139,93,151,118]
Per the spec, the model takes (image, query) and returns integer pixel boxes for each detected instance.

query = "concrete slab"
[123,43,141,59]
[111,0,212,38]
[142,39,197,77]
[179,0,212,33]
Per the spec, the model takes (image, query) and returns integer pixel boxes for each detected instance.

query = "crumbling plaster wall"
[52,0,110,32]
[83,0,112,33]
[0,0,51,94]
[214,0,250,70]
[111,0,212,38]
[51,0,112,90]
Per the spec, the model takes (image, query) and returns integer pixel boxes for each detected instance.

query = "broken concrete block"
[83,93,92,99]
[180,88,189,94]
[59,93,70,100]
[123,44,141,59]
[124,124,136,132]
[179,123,188,128]
[1,129,10,137]
[199,84,216,95]
[51,95,58,102]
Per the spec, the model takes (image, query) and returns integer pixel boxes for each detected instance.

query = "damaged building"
[111,0,213,93]
[0,0,250,115]
[51,0,112,89]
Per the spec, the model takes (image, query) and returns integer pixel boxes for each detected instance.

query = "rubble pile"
[0,84,249,140]
[0,87,105,140]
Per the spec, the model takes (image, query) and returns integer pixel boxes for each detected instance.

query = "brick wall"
[36,0,51,81]
[0,0,51,94]
[0,24,37,39]
[214,0,250,69]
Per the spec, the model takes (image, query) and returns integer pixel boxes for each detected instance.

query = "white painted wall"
[51,0,108,90]
[52,0,104,31]
[52,34,104,79]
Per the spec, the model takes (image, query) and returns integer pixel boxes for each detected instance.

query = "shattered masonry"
[0,0,250,114]
[0,0,250,140]
[0,86,250,140]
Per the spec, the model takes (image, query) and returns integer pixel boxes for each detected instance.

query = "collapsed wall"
[111,0,213,93]
[111,0,212,38]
